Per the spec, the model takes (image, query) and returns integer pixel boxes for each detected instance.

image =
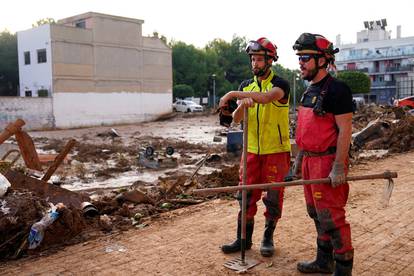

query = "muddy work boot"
[332,252,353,276]
[260,219,276,257]
[297,239,334,273]
[221,219,254,254]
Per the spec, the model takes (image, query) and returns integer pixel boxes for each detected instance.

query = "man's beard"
[253,64,270,77]
[301,67,318,81]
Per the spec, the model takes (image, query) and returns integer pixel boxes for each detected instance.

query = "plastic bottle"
[28,205,60,249]
[0,173,11,197]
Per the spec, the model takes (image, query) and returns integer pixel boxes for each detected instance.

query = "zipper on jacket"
[277,124,283,144]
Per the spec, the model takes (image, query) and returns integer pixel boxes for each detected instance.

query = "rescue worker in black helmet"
[218,37,291,257]
[292,33,354,276]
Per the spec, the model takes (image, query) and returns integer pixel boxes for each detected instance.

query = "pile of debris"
[0,119,239,260]
[352,105,414,153]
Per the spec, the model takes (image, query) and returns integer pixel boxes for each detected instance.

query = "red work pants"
[237,152,290,221]
[302,154,353,255]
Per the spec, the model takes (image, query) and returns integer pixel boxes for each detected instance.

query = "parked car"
[172,100,203,112]
[394,96,414,109]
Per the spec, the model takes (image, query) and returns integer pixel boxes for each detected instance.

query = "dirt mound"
[0,189,85,259]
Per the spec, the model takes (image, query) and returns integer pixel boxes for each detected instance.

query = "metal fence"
[396,77,414,99]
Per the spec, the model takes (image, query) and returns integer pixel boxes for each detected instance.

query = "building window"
[37,49,47,63]
[25,90,32,97]
[24,51,30,65]
[75,20,86,28]
[37,89,48,97]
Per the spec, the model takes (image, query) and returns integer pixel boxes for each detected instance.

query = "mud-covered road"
[1,149,413,275]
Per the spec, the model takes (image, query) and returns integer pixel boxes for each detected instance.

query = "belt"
[303,147,336,157]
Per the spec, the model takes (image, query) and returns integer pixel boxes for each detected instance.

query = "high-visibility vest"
[241,71,291,155]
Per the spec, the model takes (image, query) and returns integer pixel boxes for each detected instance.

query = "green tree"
[273,64,306,104]
[0,30,18,96]
[337,70,371,94]
[173,84,194,99]
[32,18,56,27]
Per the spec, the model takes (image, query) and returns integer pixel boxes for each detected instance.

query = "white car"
[172,100,203,112]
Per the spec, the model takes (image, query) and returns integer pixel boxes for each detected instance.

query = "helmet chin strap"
[304,56,326,81]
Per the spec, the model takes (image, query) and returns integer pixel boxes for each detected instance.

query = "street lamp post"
[292,73,300,121]
[212,74,216,109]
[293,74,296,121]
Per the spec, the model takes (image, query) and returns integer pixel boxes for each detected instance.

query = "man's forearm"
[232,105,244,124]
[335,126,352,164]
[226,89,283,104]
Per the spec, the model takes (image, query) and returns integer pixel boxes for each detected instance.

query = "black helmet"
[293,33,339,62]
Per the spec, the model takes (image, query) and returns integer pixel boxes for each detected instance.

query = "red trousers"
[238,152,290,221]
[302,154,353,255]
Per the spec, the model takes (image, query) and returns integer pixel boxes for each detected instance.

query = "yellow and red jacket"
[240,70,291,155]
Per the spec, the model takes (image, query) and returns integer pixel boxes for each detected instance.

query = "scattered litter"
[266,262,273,268]
[358,149,389,159]
[213,136,222,142]
[28,203,61,249]
[0,199,10,214]
[160,202,172,209]
[104,244,127,253]
[0,173,11,197]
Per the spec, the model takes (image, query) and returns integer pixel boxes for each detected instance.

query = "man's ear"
[318,56,327,67]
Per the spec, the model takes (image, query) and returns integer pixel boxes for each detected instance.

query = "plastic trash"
[28,204,60,249]
[0,173,11,197]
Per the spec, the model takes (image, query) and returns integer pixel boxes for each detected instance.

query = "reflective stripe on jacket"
[242,70,291,155]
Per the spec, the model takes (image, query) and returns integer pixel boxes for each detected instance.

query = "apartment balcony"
[371,81,396,89]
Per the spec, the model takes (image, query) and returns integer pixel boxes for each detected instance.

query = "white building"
[335,20,414,104]
[15,12,172,129]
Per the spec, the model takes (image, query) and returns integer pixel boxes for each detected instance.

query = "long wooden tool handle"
[42,139,77,182]
[0,119,25,145]
[193,171,398,195]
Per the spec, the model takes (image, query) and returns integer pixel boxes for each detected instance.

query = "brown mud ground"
[1,149,412,275]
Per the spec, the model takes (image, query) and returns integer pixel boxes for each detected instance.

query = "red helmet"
[246,37,278,61]
[293,33,339,62]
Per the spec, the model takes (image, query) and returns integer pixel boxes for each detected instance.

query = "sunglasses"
[298,54,315,63]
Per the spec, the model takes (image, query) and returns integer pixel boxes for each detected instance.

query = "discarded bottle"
[28,207,60,249]
[0,173,11,197]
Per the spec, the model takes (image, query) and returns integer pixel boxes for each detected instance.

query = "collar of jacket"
[253,69,275,88]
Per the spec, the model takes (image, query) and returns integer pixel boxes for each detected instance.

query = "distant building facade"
[15,12,172,129]
[335,20,414,104]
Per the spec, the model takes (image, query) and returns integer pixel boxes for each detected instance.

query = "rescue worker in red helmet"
[218,37,291,257]
[292,33,354,275]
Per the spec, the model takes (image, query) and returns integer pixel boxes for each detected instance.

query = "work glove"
[328,161,346,187]
[219,99,237,127]
[284,150,303,182]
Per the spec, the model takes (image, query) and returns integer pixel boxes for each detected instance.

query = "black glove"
[328,161,346,187]
[219,99,237,127]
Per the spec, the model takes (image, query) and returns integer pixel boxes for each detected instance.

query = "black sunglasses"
[298,54,315,63]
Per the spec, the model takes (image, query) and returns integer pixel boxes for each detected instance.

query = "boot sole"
[221,244,252,254]
[297,263,334,274]
[260,247,274,257]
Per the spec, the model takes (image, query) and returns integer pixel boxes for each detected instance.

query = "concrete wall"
[17,24,53,97]
[53,92,172,128]
[9,12,173,130]
[0,97,54,130]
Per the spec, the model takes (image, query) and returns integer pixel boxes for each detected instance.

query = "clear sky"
[1,0,412,69]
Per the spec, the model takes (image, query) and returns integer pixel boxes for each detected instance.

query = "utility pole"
[212,74,216,109]
[293,74,297,121]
